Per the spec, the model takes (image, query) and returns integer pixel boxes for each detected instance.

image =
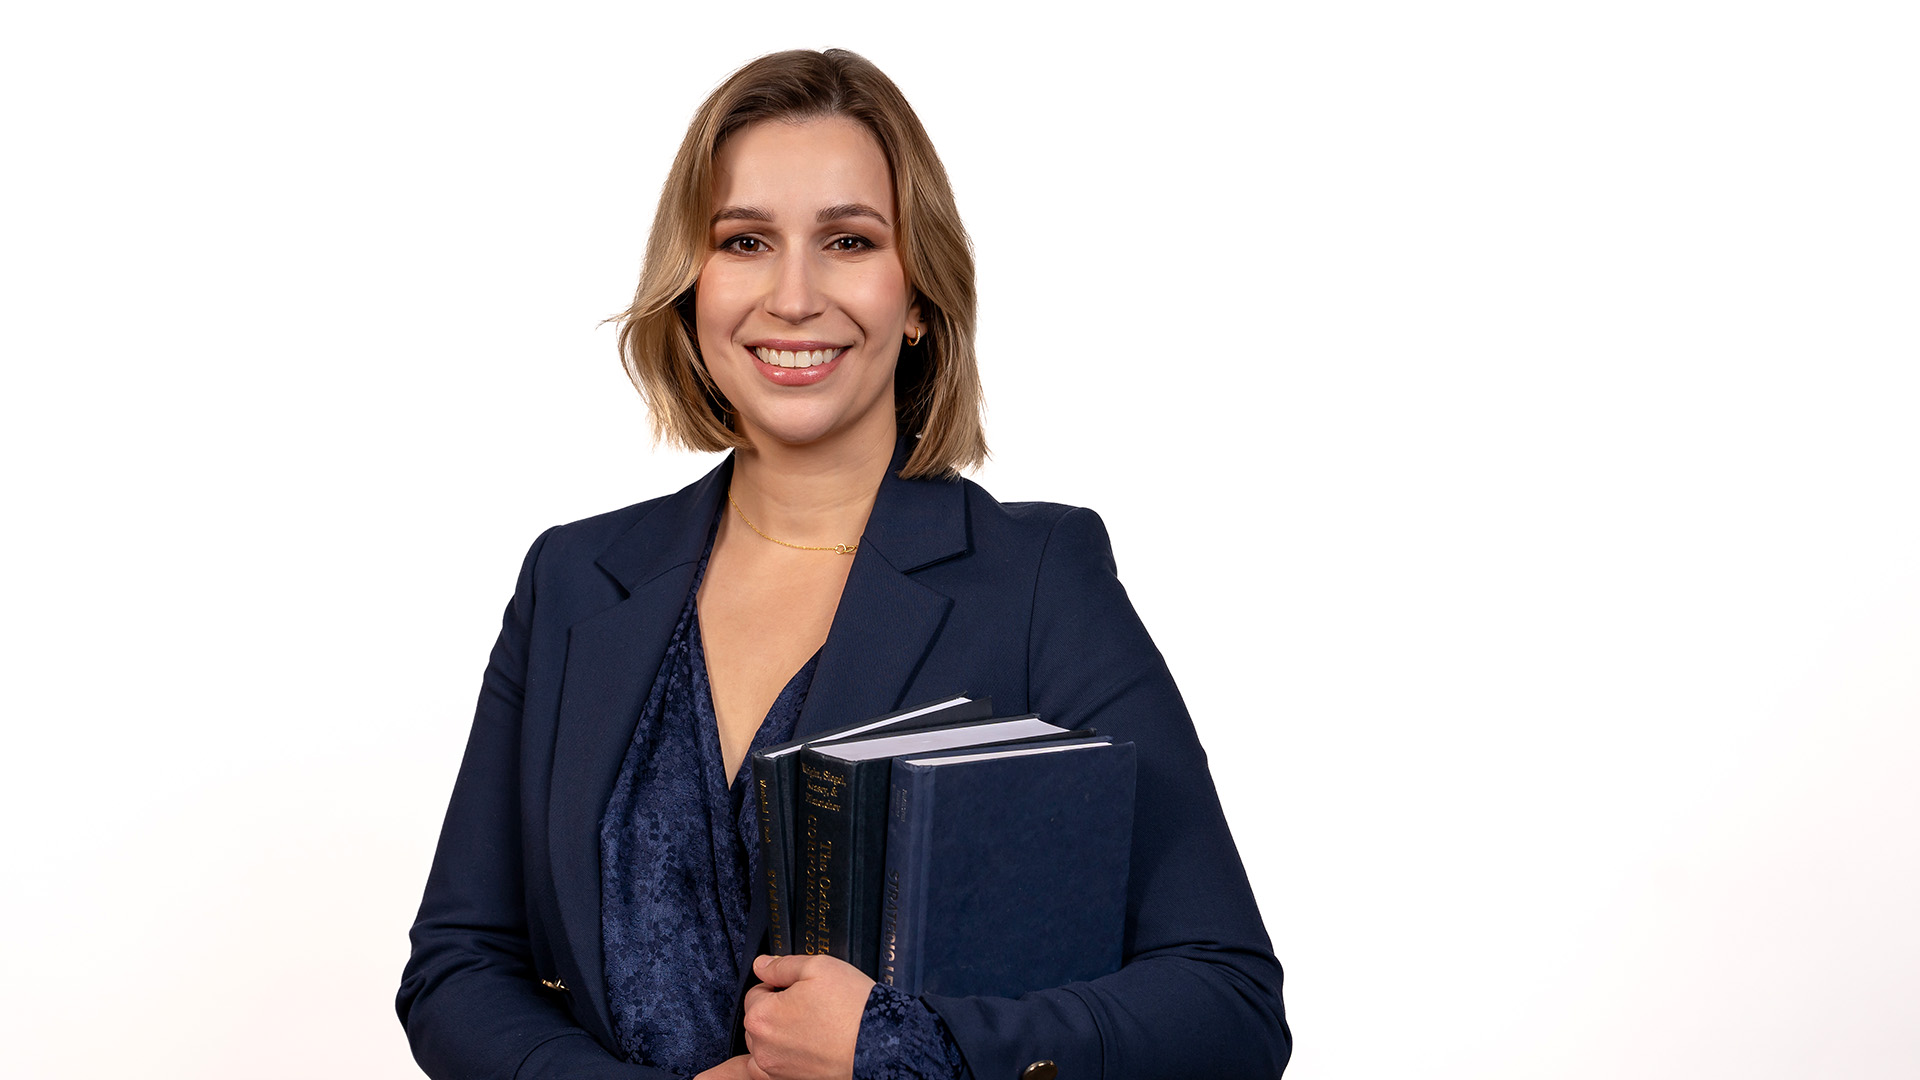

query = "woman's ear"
[906,296,925,343]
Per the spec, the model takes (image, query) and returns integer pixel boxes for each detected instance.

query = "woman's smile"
[746,340,851,385]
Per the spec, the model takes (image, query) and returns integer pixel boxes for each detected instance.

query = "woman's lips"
[749,344,847,386]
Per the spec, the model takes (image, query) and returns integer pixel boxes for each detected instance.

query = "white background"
[3,2,1916,1077]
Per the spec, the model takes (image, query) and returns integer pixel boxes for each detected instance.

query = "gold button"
[1020,1062,1058,1080]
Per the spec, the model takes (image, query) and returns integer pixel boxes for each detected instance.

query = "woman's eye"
[829,236,873,252]
[723,236,766,253]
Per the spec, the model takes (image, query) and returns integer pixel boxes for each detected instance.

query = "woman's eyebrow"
[711,205,772,226]
[708,204,890,227]
[816,203,890,226]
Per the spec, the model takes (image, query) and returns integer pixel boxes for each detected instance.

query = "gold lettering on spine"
[879,868,901,985]
[800,761,846,812]
[755,777,774,844]
[798,760,848,956]
[799,811,825,954]
[764,861,785,954]
[754,774,785,953]
[815,835,833,954]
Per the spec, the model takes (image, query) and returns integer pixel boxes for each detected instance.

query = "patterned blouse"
[598,544,970,1079]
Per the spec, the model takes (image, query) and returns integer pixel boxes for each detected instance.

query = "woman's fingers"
[739,954,874,1079]
[750,951,814,988]
[743,980,776,1012]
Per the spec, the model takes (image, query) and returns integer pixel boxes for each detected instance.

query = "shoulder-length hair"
[613,49,985,479]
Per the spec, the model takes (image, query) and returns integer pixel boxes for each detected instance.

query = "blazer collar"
[590,437,970,594]
[786,439,971,743]
[591,432,967,591]
[593,455,733,595]
[856,435,970,573]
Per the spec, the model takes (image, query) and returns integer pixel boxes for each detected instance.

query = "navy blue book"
[880,738,1136,998]
[750,695,993,955]
[796,716,1085,971]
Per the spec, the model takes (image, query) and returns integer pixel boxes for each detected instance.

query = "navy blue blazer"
[398,447,1291,1080]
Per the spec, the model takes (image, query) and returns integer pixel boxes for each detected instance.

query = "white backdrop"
[3,2,1916,1077]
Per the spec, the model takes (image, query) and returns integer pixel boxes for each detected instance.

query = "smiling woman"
[397,48,1290,1080]
[617,50,983,485]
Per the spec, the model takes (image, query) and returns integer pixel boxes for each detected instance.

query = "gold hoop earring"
[907,327,923,347]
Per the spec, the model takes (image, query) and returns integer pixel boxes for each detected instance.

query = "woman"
[398,49,1290,1080]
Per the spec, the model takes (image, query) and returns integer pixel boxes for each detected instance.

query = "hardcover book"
[879,738,1136,998]
[794,715,1087,972]
[749,695,993,955]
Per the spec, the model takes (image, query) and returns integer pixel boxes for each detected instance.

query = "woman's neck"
[727,423,897,548]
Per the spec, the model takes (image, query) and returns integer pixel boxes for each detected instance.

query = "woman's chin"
[735,410,896,457]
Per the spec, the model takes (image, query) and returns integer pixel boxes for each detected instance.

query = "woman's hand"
[740,953,876,1080]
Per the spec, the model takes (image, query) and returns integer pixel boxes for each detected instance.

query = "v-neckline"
[686,610,818,796]
[684,532,820,796]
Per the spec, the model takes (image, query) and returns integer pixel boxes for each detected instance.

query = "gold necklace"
[727,490,858,555]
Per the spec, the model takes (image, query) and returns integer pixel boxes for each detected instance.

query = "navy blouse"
[598,547,969,1079]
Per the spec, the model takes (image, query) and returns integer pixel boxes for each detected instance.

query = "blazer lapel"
[791,443,972,740]
[547,456,731,1047]
[730,445,973,1014]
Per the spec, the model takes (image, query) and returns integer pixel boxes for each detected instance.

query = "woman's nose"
[764,252,825,324]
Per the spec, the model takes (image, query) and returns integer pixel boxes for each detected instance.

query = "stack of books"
[749,696,1136,999]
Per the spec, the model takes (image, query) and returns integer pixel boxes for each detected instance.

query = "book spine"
[776,752,804,952]
[796,750,856,959]
[843,759,892,977]
[879,760,936,993]
[750,754,791,955]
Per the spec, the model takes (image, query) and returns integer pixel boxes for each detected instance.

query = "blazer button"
[1020,1062,1058,1080]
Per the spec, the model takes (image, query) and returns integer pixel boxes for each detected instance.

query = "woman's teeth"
[753,347,841,369]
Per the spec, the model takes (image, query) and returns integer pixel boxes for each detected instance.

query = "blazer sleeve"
[924,508,1292,1080]
[396,528,677,1080]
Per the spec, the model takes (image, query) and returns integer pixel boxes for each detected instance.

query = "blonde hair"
[613,49,985,479]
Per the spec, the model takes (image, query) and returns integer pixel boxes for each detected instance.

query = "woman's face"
[695,115,919,454]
